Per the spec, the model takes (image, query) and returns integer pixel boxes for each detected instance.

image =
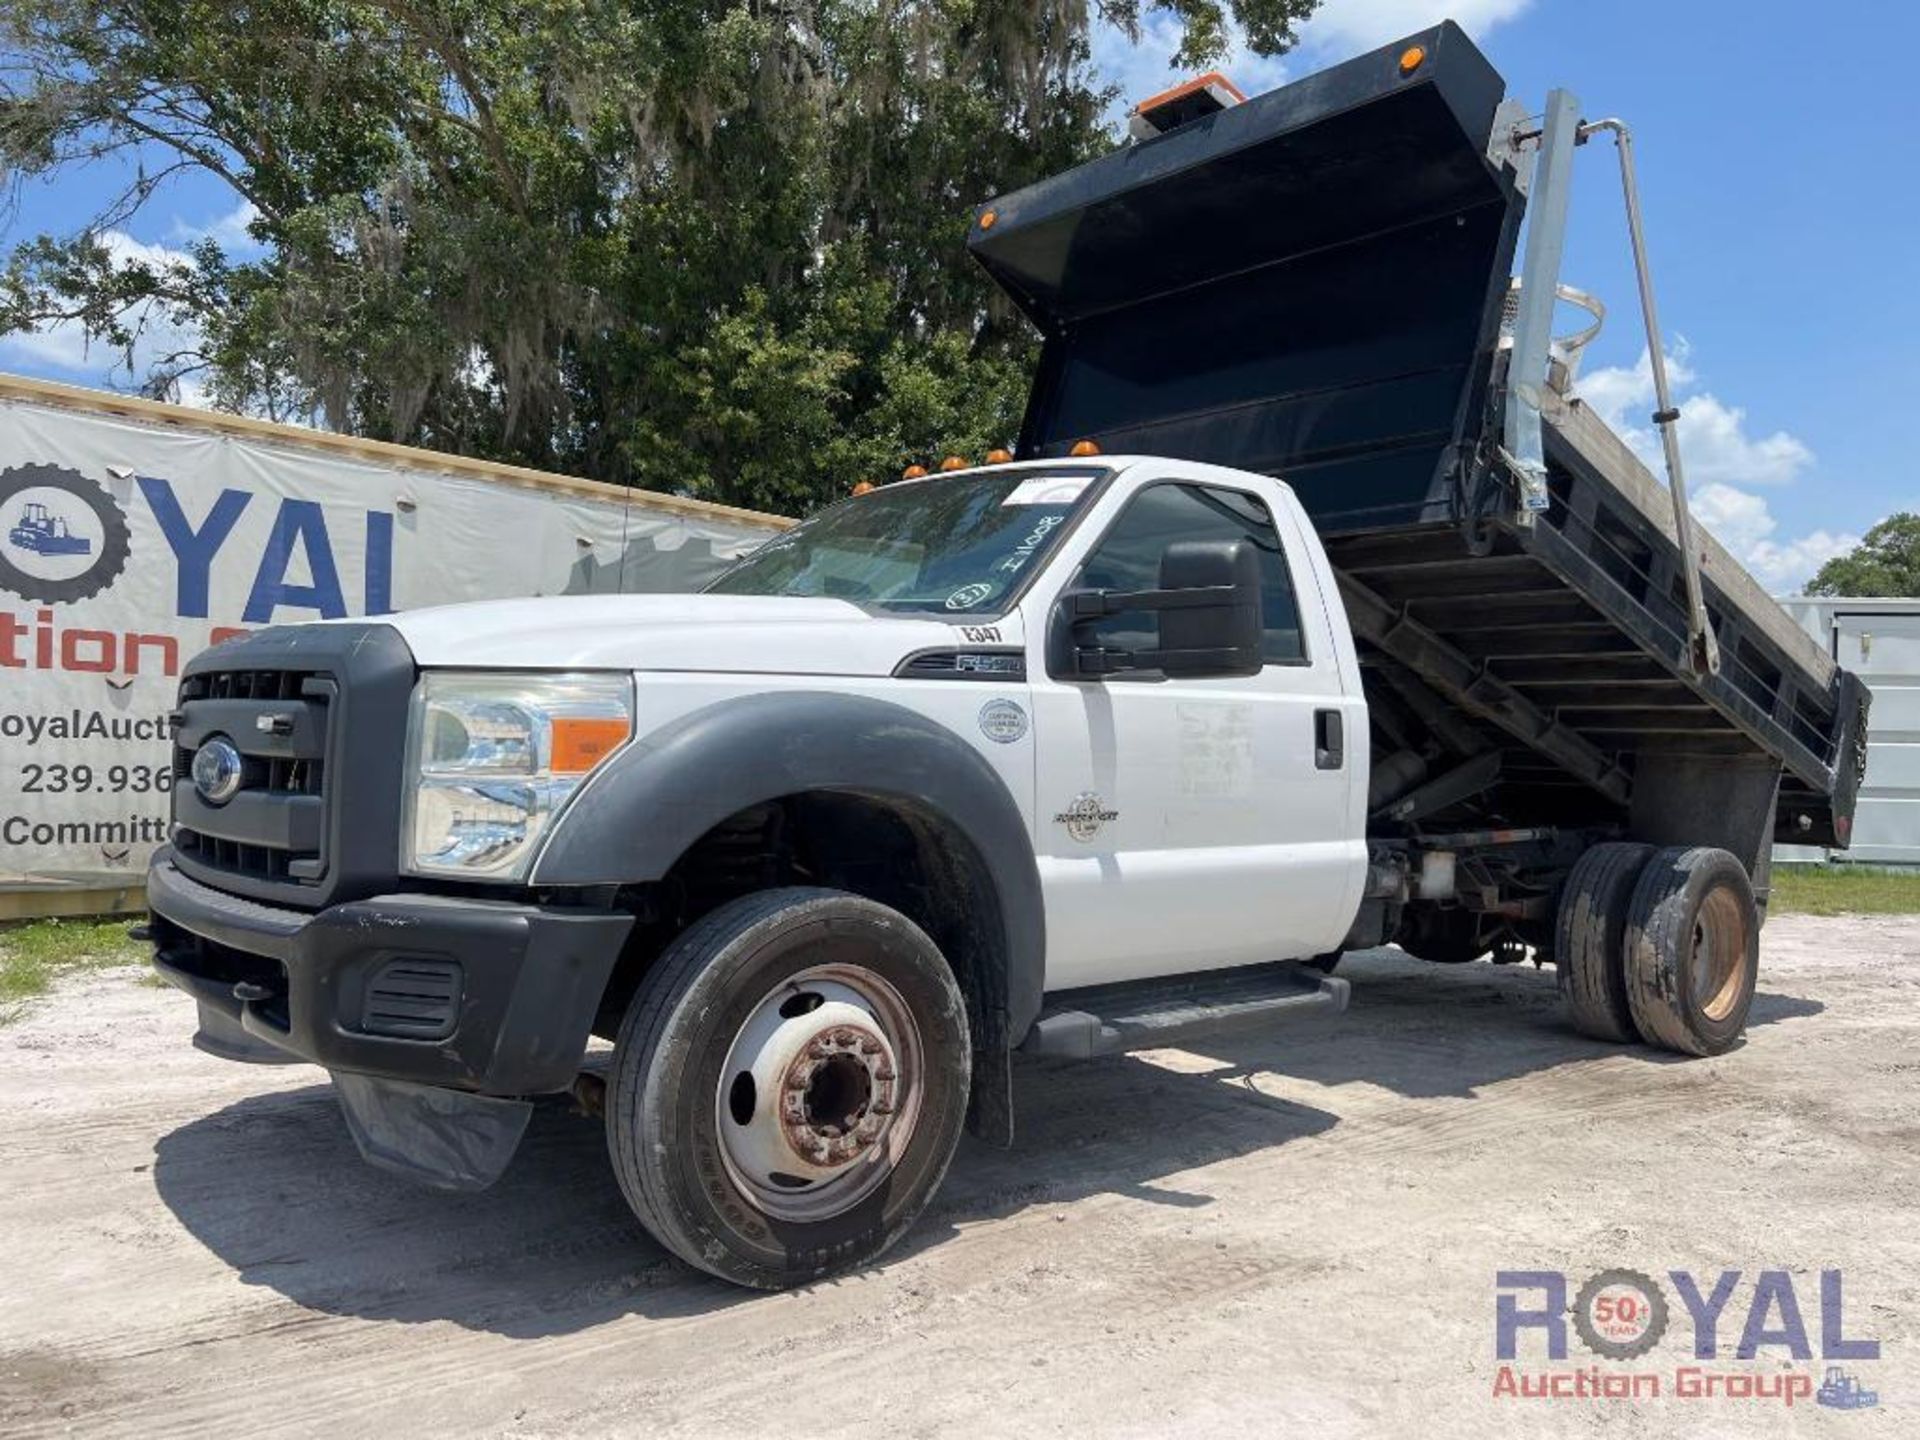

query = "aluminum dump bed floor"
[970,21,1866,846]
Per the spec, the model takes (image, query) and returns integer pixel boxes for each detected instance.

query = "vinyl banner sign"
[0,386,784,890]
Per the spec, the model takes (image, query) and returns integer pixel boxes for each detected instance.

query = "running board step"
[1021,961,1349,1061]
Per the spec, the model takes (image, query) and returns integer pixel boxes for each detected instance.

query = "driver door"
[1019,470,1365,991]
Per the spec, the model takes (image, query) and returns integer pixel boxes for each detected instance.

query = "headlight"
[403,671,633,881]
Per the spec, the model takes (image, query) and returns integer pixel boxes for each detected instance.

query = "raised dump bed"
[970,21,1867,855]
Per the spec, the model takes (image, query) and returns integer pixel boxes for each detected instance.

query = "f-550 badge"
[1054,792,1118,842]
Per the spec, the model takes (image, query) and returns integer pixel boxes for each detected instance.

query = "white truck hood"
[379,593,1013,675]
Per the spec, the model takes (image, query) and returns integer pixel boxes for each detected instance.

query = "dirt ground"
[2,915,1914,1438]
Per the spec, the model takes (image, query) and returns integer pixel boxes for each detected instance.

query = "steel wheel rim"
[1692,886,1748,1022]
[715,962,924,1224]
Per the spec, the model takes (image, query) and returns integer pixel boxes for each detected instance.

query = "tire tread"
[1622,846,1757,1056]
[608,887,846,1270]
[606,887,967,1287]
[1556,842,1654,1043]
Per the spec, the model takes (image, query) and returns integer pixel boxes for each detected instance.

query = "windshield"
[706,468,1105,615]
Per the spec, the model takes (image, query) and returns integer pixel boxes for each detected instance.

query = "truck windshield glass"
[706,469,1102,615]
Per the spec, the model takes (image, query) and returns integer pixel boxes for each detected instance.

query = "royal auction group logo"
[1493,1267,1881,1409]
[0,463,132,604]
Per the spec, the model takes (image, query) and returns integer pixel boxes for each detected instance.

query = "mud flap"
[331,1072,532,1192]
[967,1038,1015,1148]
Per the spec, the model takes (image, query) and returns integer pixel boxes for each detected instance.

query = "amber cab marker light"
[985,448,1013,464]
[902,464,929,480]
[851,480,876,496]
[979,209,998,230]
[939,455,968,472]
[1127,71,1247,140]
[1398,45,1426,76]
[1069,439,1101,457]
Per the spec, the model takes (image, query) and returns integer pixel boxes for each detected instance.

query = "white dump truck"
[144,24,1868,1289]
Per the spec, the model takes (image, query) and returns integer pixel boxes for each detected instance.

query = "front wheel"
[608,888,970,1289]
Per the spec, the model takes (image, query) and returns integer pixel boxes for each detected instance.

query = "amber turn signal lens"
[985,448,1013,464]
[979,209,997,229]
[550,717,630,776]
[1069,439,1101,457]
[902,464,928,479]
[1398,45,1426,75]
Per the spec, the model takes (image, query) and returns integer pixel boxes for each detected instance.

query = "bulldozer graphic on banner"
[1816,1367,1879,1410]
[7,500,93,557]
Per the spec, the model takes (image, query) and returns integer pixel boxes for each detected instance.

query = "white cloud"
[167,197,264,256]
[1300,0,1535,57]
[1572,345,1692,435]
[1574,345,1845,591]
[1691,483,1857,593]
[1092,1,1534,127]
[1577,342,1812,489]
[1091,14,1292,117]
[0,230,208,404]
[3,191,260,399]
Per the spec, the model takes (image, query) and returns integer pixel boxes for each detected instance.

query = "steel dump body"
[971,22,1866,848]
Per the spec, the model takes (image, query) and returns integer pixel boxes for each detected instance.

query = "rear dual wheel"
[1557,842,1654,1042]
[1557,844,1758,1055]
[1622,848,1759,1056]
[607,888,970,1290]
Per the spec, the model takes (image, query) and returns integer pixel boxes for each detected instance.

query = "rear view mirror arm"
[1072,644,1250,677]
[1068,583,1238,619]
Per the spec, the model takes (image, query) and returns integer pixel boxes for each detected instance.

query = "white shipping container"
[1778,596,1920,866]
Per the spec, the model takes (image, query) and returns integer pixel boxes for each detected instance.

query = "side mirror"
[1063,538,1264,679]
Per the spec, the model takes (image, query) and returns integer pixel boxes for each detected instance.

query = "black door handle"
[1315,709,1343,770]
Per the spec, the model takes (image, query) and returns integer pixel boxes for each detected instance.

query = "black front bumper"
[147,849,634,1096]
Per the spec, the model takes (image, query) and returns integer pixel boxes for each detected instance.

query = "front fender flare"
[531,691,1046,1042]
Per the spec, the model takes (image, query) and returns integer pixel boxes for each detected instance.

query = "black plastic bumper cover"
[147,849,633,1097]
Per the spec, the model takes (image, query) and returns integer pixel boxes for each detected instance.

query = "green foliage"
[1,0,1317,515]
[1770,866,1920,917]
[0,917,149,1019]
[1805,514,1920,598]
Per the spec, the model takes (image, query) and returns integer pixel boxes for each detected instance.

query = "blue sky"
[4,1,1915,590]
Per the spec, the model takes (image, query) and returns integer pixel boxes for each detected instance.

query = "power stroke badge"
[1054,792,1118,842]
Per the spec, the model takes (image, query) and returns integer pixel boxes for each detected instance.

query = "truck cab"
[711,455,1371,990]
